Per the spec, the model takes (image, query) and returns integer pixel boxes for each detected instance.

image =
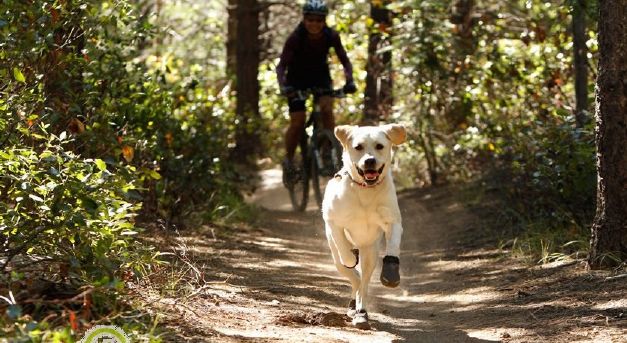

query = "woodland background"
[1,0,623,341]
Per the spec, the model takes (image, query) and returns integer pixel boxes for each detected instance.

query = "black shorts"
[287,72,332,113]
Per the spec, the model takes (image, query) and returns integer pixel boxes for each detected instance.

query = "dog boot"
[352,309,370,330]
[346,299,356,317]
[380,255,400,288]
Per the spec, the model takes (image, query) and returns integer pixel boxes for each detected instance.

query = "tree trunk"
[231,0,262,164]
[226,0,237,77]
[572,0,589,128]
[588,0,627,269]
[364,0,393,125]
[450,0,476,54]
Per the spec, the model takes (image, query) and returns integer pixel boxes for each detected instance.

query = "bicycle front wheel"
[311,129,343,209]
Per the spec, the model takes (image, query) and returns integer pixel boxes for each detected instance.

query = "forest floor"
[134,168,626,343]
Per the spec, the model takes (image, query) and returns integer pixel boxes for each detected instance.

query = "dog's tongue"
[364,170,379,180]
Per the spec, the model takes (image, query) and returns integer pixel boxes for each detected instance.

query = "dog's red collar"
[335,169,384,188]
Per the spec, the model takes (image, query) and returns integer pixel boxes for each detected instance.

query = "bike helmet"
[303,0,329,16]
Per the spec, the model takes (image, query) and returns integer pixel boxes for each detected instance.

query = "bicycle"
[283,88,348,212]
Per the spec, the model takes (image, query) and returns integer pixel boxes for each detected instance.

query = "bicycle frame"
[294,87,345,139]
[285,88,347,211]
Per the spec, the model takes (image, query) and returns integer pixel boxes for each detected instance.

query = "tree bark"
[450,0,476,54]
[230,0,262,164]
[364,0,393,125]
[588,0,627,269]
[226,0,238,77]
[572,0,589,128]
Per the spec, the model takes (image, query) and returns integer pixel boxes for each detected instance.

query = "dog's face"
[335,124,406,186]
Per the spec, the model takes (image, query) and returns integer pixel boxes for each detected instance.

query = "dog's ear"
[383,124,407,145]
[335,125,355,147]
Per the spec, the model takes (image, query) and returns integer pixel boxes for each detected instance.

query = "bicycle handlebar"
[287,88,350,101]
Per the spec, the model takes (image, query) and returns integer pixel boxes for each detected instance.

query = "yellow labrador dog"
[322,124,406,329]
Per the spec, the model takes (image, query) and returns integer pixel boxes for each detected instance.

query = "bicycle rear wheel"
[311,129,343,208]
[287,136,309,212]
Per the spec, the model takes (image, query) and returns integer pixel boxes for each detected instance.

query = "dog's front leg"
[381,222,403,288]
[325,221,358,268]
[353,245,377,329]
[325,230,360,303]
[383,222,403,257]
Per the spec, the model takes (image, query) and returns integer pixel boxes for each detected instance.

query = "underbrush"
[122,224,242,342]
[0,132,253,341]
[498,118,596,264]
[1,0,250,338]
[462,165,594,266]
[0,136,164,341]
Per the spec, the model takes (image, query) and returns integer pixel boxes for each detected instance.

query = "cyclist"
[276,0,356,184]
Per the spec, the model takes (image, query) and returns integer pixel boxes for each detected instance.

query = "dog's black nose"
[364,157,376,169]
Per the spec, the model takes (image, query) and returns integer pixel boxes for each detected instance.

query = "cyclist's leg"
[285,94,307,162]
[283,106,305,186]
[319,95,335,131]
[315,95,336,172]
[314,71,334,131]
[285,110,306,161]
[317,94,343,173]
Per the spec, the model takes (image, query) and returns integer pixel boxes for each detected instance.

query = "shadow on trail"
[167,183,625,342]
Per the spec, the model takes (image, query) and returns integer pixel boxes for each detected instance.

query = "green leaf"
[29,194,44,202]
[81,197,99,212]
[13,67,25,83]
[95,159,107,171]
[149,170,161,180]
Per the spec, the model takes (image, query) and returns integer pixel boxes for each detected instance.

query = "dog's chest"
[339,205,389,246]
[332,190,394,234]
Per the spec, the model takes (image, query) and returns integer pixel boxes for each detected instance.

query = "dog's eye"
[354,144,363,151]
[376,143,384,150]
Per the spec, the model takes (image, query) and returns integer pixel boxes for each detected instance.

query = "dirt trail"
[142,168,626,342]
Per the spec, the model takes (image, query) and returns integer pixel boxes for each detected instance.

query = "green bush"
[391,0,598,261]
[505,116,596,227]
[1,0,244,226]
[0,132,161,341]
[1,0,245,340]
[0,133,146,279]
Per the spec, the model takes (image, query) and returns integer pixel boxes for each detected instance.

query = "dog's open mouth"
[356,164,385,185]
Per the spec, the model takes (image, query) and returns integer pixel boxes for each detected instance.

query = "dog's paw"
[351,309,370,330]
[346,299,357,317]
[341,249,359,269]
[380,255,400,288]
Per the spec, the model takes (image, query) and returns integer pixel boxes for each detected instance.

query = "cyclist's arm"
[276,35,298,89]
[331,32,354,83]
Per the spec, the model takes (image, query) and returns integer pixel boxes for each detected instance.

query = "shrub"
[0,132,160,341]
[0,131,149,281]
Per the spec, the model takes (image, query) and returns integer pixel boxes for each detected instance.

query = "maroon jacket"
[276,23,353,89]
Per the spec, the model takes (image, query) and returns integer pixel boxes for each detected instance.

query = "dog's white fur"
[322,124,406,326]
